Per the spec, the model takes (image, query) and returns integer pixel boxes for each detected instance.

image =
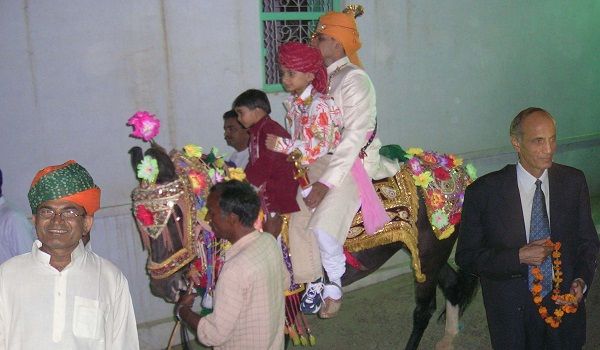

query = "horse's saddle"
[346,166,419,252]
[344,151,472,282]
[344,166,425,282]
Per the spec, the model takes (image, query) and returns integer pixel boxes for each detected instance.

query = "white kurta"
[0,240,139,350]
[309,57,399,244]
[319,57,398,187]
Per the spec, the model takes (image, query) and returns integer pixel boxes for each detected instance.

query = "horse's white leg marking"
[435,300,459,350]
[445,300,460,335]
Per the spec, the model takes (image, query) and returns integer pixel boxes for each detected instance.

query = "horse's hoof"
[435,332,456,350]
[318,297,343,319]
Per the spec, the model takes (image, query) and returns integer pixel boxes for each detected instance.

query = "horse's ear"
[145,147,177,184]
[128,146,144,181]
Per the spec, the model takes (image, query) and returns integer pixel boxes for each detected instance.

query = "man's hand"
[518,239,553,266]
[177,292,196,309]
[570,278,586,302]
[555,278,585,306]
[303,181,329,209]
[175,292,201,329]
[265,134,278,151]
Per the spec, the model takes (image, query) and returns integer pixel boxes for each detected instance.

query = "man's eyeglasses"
[37,207,84,220]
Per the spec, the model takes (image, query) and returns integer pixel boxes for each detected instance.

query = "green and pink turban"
[28,160,101,215]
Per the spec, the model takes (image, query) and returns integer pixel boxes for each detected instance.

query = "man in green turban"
[0,160,140,349]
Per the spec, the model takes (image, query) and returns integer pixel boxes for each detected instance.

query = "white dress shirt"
[228,148,249,169]
[0,240,139,349]
[516,162,550,242]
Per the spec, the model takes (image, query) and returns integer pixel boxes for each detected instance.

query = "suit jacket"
[457,163,599,349]
[319,57,398,187]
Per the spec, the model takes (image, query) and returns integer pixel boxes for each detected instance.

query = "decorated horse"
[127,112,479,349]
[126,112,315,347]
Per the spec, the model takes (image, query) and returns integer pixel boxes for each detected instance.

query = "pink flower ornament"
[407,157,423,175]
[128,111,161,142]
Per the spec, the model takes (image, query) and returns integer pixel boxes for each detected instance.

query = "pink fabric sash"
[351,135,390,235]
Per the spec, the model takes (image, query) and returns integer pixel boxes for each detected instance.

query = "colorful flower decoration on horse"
[137,155,159,183]
[426,188,445,210]
[431,209,449,229]
[407,157,424,175]
[188,169,209,196]
[433,167,451,181]
[413,171,433,187]
[135,205,155,226]
[127,111,161,142]
[405,148,476,240]
[406,147,424,156]
[466,163,477,181]
[226,167,246,182]
[184,144,203,158]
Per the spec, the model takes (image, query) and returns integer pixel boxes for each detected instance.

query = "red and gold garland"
[531,241,578,328]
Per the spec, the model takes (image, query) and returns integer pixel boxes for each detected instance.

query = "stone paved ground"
[174,260,600,350]
[174,198,600,350]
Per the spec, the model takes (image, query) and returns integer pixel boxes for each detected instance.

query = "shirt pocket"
[72,296,106,340]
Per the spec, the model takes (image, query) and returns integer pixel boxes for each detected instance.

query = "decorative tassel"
[343,4,364,18]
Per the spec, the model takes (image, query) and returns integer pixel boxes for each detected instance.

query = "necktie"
[528,179,552,297]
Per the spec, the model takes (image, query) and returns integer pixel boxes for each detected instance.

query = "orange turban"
[28,160,101,215]
[316,10,362,67]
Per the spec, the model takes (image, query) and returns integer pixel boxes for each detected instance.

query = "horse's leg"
[433,264,461,350]
[406,276,437,350]
[405,194,457,350]
[437,264,460,336]
[436,260,480,348]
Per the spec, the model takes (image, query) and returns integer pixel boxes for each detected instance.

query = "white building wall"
[1,1,599,349]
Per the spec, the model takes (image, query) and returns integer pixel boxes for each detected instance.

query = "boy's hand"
[263,214,283,237]
[265,134,278,151]
[304,182,329,209]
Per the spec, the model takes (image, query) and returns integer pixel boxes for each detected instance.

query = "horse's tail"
[453,267,479,316]
[437,264,479,321]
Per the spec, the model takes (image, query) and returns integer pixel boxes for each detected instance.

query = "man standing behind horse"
[223,109,250,169]
[299,7,399,318]
[457,108,599,349]
[176,180,285,349]
[0,160,140,349]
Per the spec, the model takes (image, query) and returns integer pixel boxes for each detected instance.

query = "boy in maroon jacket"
[233,89,300,234]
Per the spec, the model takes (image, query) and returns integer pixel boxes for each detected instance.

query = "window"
[260,0,341,92]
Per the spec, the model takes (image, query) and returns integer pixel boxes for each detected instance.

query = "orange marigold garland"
[531,240,578,328]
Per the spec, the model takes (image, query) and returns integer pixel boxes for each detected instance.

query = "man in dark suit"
[457,107,599,349]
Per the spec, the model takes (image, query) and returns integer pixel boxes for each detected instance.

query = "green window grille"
[260,0,341,93]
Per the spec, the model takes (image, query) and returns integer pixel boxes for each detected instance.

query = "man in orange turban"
[313,8,363,67]
[305,6,400,319]
[0,160,140,349]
